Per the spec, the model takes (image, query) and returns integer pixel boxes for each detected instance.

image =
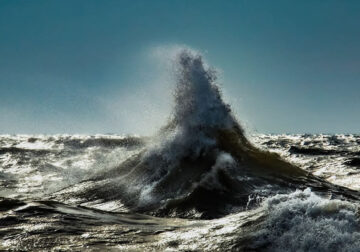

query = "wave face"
[50,49,360,219]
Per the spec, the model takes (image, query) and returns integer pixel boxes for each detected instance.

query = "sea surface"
[1,50,360,251]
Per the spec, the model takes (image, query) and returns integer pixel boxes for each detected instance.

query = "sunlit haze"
[1,1,359,134]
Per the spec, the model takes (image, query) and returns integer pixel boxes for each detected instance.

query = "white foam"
[255,188,360,251]
[199,152,236,190]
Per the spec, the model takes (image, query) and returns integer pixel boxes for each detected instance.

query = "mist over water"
[1,48,360,251]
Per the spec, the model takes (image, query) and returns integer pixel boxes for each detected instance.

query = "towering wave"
[55,49,360,218]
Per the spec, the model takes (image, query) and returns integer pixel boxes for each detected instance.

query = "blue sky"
[0,0,359,134]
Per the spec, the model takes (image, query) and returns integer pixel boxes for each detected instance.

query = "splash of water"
[54,48,360,219]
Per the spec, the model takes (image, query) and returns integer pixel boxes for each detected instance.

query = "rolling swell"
[55,49,360,219]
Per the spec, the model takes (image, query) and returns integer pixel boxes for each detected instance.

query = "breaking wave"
[254,188,360,252]
[53,48,360,219]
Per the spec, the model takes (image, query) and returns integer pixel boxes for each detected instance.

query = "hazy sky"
[1,0,359,134]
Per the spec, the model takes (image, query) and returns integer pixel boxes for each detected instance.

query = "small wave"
[289,146,344,156]
[0,147,53,155]
[57,136,145,149]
